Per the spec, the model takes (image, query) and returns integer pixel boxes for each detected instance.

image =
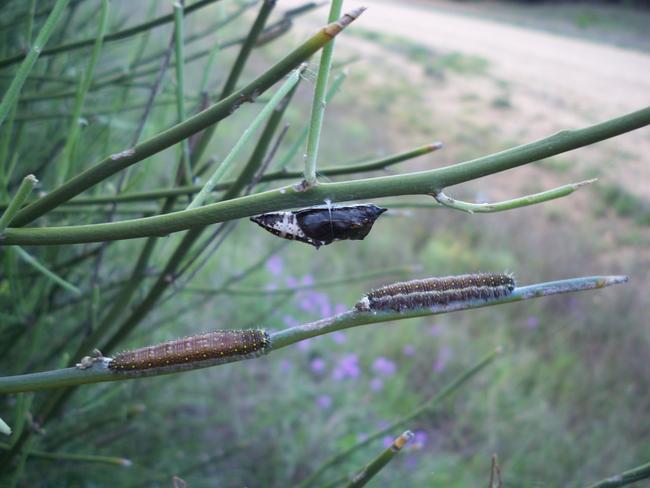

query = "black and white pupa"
[250,203,387,248]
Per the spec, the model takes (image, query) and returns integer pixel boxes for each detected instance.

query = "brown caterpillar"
[355,273,515,312]
[109,329,270,375]
[362,286,513,312]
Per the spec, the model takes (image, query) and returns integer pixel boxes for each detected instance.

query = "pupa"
[250,203,387,248]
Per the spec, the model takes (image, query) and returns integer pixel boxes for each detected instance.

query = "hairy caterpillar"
[250,203,387,248]
[356,273,515,312]
[109,329,270,375]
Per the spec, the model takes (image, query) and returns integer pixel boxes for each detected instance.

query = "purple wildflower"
[404,457,418,469]
[297,338,312,351]
[279,359,293,372]
[372,357,397,376]
[301,274,314,286]
[298,291,332,317]
[370,377,384,391]
[526,315,540,329]
[316,395,332,410]
[428,324,442,336]
[413,430,428,447]
[382,436,394,448]
[331,331,347,344]
[310,357,326,374]
[402,344,416,356]
[334,303,348,315]
[266,255,284,276]
[433,346,452,373]
[332,354,360,380]
[285,276,298,287]
[282,315,299,327]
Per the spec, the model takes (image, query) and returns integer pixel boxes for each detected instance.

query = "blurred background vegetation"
[0,0,649,486]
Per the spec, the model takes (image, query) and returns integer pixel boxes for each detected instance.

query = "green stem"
[300,349,500,487]
[12,246,81,296]
[345,431,413,488]
[0,0,223,69]
[25,142,438,206]
[0,0,70,127]
[10,8,365,227]
[187,66,304,209]
[5,107,649,246]
[276,69,346,169]
[0,102,18,195]
[57,0,110,185]
[12,96,200,122]
[0,442,131,466]
[0,174,37,233]
[272,275,627,349]
[303,0,345,185]
[0,275,626,393]
[189,0,278,168]
[587,461,650,488]
[173,1,193,185]
[24,0,37,48]
[188,265,417,296]
[433,179,596,213]
[107,0,257,82]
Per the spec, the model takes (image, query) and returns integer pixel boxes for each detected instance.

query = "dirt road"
[282,0,650,196]
[288,0,650,116]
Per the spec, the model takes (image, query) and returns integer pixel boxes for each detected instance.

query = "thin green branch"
[189,0,278,168]
[0,103,18,195]
[0,442,131,466]
[587,461,650,488]
[187,65,304,209]
[12,247,81,296]
[277,69,346,169]
[0,275,626,393]
[57,0,110,185]
[300,348,500,487]
[15,3,278,104]
[187,265,417,296]
[303,0,345,185]
[345,430,413,488]
[0,0,223,70]
[110,0,257,81]
[173,1,193,185]
[4,107,649,246]
[24,0,37,48]
[9,7,365,227]
[0,175,37,233]
[0,0,70,127]
[11,96,201,122]
[36,142,439,206]
[432,178,597,214]
[271,275,627,348]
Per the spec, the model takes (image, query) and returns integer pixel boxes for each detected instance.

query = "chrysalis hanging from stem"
[250,203,387,248]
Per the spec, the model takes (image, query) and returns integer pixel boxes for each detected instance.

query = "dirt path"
[283,0,650,197]
[345,0,650,117]
[289,0,650,116]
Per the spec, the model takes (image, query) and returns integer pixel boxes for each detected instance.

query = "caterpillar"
[250,203,387,248]
[355,273,515,312]
[108,329,270,375]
